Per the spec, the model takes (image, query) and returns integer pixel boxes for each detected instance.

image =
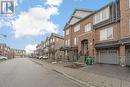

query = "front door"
[82,40,88,56]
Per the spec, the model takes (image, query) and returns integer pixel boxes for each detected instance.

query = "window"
[65,40,67,46]
[56,38,58,42]
[50,39,52,43]
[74,37,77,45]
[66,29,69,35]
[74,24,80,32]
[100,27,113,41]
[85,23,92,32]
[94,7,110,24]
[68,39,70,46]
[53,38,55,42]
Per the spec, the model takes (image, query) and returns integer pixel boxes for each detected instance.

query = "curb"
[31,59,97,87]
[53,69,97,87]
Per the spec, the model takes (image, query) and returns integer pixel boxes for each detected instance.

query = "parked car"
[0,56,8,60]
[39,56,43,59]
[43,56,48,59]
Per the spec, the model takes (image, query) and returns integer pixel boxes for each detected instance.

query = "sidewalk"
[31,59,130,87]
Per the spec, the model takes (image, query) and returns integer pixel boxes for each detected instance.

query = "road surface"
[0,58,85,87]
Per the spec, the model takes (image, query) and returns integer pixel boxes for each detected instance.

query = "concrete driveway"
[80,64,130,81]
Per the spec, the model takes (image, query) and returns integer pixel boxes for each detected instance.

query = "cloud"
[14,0,24,6]
[12,6,59,38]
[25,44,37,54]
[45,0,63,6]
[12,0,63,38]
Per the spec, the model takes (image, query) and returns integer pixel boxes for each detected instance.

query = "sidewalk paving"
[31,59,130,87]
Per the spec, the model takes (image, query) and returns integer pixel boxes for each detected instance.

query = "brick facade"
[63,0,130,66]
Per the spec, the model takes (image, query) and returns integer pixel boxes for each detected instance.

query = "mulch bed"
[64,62,85,69]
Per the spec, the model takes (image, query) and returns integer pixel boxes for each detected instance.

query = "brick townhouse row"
[63,0,130,66]
[35,33,64,61]
[0,43,26,58]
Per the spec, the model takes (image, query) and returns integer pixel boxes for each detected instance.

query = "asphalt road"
[0,58,85,87]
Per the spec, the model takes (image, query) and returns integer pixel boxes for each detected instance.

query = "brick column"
[119,45,126,67]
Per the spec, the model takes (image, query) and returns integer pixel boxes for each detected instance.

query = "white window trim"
[65,40,67,46]
[66,29,69,35]
[74,24,80,32]
[94,7,110,24]
[74,37,77,45]
[100,27,113,41]
[68,39,70,46]
[85,23,92,33]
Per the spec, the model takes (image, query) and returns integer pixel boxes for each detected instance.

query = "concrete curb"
[53,69,97,87]
[31,59,97,87]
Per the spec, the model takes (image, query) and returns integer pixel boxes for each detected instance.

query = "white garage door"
[98,49,119,64]
[126,49,130,66]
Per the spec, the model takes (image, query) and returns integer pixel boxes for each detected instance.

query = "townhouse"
[63,9,95,62]
[120,0,130,66]
[13,49,26,58]
[36,42,43,58]
[63,0,130,66]
[0,43,7,57]
[36,33,64,61]
[0,43,25,58]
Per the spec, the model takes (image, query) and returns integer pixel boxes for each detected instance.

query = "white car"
[39,56,43,59]
[0,56,8,60]
[43,56,48,59]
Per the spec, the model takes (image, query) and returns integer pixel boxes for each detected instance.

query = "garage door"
[98,49,119,64]
[126,49,130,66]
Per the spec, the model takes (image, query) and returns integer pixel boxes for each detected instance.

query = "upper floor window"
[66,29,69,35]
[100,27,113,41]
[68,39,70,46]
[65,40,67,46]
[74,24,80,32]
[56,38,58,42]
[85,23,92,32]
[74,37,77,45]
[94,7,110,24]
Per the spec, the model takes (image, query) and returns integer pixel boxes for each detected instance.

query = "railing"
[93,16,120,29]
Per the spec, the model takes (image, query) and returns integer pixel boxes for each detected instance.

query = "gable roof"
[64,8,94,30]
[63,1,115,31]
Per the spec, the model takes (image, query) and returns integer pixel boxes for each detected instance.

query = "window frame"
[85,23,92,32]
[100,27,113,41]
[94,7,110,24]
[66,29,69,35]
[68,39,70,46]
[74,24,80,32]
[74,37,77,45]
